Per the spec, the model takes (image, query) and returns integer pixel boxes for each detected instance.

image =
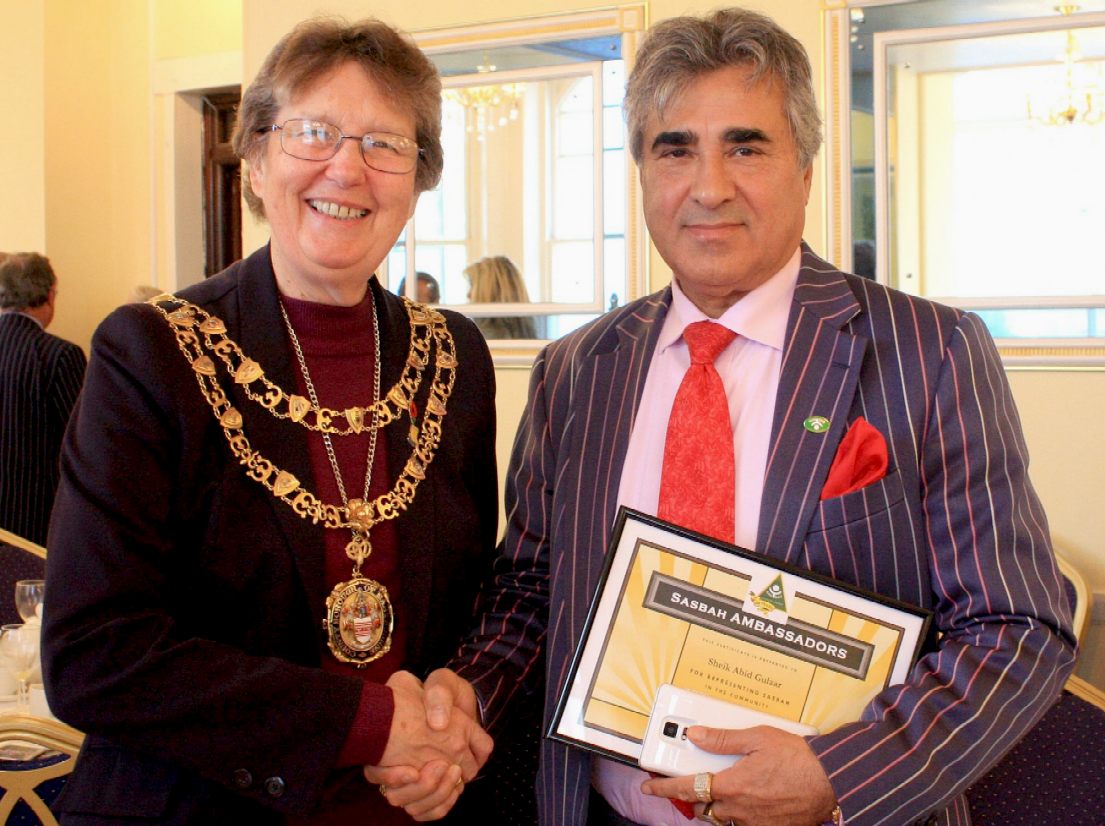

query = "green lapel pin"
[803,416,830,433]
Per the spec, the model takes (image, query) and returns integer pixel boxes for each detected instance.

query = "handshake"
[364,668,494,822]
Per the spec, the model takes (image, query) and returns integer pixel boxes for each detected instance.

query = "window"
[824,2,1105,363]
[544,63,627,339]
[408,7,647,360]
[388,98,469,302]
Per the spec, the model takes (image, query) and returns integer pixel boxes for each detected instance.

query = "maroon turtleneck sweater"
[281,292,414,826]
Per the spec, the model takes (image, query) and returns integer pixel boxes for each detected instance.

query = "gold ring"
[693,772,714,804]
[700,802,725,826]
[378,784,388,797]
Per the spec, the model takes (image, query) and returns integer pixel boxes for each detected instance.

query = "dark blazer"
[0,311,86,545]
[42,246,499,823]
[454,245,1077,826]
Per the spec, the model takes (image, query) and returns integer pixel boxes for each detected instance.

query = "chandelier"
[1026,5,1105,126]
[444,57,525,141]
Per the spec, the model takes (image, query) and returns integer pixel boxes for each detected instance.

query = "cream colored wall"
[153,0,241,60]
[1009,371,1105,684]
[40,0,150,350]
[476,108,526,266]
[892,65,922,294]
[0,2,47,253]
[5,0,241,352]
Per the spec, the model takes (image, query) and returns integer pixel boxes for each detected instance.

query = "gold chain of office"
[148,294,457,536]
[167,296,441,435]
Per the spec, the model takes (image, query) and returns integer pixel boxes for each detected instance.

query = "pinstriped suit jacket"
[455,246,1076,826]
[0,312,86,545]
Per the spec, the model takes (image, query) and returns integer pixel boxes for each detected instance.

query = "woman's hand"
[371,759,466,822]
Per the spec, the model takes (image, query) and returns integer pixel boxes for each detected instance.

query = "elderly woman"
[43,18,499,825]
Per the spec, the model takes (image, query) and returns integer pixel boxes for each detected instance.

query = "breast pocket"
[810,469,906,532]
[802,470,921,596]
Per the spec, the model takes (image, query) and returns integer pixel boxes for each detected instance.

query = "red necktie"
[657,321,737,544]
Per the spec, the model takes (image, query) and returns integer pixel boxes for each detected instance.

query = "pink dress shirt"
[592,247,801,825]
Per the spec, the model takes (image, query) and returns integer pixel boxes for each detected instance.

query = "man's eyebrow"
[650,130,695,151]
[724,127,769,144]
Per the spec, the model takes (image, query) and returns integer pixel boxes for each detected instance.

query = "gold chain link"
[159,295,438,435]
[149,294,457,535]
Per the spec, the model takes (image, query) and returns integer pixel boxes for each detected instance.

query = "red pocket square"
[820,417,888,500]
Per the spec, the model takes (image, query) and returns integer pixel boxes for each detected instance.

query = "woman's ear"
[248,156,266,199]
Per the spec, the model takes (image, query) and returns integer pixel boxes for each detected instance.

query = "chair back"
[0,714,83,826]
[0,529,46,626]
[966,676,1105,825]
[1056,550,1089,643]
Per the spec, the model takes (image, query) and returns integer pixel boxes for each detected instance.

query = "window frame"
[823,3,1105,367]
[407,5,648,365]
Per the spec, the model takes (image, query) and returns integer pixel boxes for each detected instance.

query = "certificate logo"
[744,573,792,624]
[748,574,788,618]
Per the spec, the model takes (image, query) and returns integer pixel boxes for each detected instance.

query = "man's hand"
[422,667,482,731]
[640,726,837,826]
[374,671,492,779]
[363,671,493,821]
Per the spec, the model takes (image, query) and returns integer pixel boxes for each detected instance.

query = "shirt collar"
[0,309,45,329]
[659,246,802,355]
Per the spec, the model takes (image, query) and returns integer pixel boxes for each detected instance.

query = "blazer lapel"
[756,246,867,565]
[231,248,329,619]
[564,291,670,595]
[374,284,436,663]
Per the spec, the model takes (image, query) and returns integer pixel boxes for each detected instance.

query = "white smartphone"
[638,684,820,776]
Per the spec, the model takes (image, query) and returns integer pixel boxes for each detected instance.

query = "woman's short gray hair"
[625,8,822,169]
[233,17,443,219]
[0,252,56,310]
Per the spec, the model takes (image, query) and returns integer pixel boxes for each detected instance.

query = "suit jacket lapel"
[232,247,329,619]
[756,246,867,565]
[565,291,670,592]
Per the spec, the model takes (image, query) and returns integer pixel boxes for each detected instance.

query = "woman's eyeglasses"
[261,119,422,174]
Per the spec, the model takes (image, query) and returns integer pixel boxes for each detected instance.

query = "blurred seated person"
[396,271,440,304]
[0,251,87,545]
[463,256,539,340]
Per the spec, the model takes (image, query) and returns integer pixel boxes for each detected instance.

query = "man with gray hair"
[387,8,1074,825]
[0,252,86,544]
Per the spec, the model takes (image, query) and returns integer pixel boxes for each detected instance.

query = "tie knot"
[683,321,737,364]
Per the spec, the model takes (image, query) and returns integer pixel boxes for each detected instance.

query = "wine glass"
[15,579,45,624]
[0,623,40,712]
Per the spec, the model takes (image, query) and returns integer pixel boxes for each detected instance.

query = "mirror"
[402,8,646,352]
[826,0,1105,356]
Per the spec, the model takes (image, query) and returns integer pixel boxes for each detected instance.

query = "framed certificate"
[549,508,933,766]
